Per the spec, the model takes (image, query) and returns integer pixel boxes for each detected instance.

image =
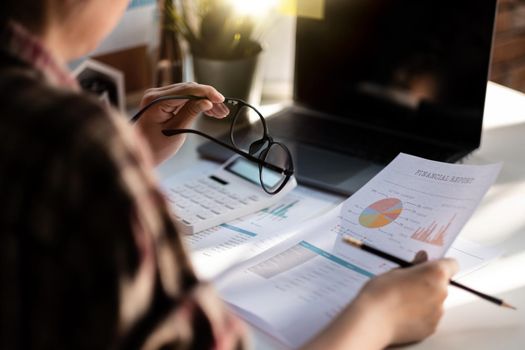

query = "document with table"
[162,154,502,348]
[186,185,343,280]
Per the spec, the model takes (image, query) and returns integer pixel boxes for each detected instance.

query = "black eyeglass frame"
[130,95,295,195]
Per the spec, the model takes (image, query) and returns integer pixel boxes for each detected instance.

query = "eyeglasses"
[130,95,294,195]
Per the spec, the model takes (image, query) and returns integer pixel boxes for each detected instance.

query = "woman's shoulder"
[0,64,128,154]
[0,65,110,125]
[0,64,142,188]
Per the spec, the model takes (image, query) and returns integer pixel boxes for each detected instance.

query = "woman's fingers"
[437,258,460,278]
[143,82,225,104]
[354,257,460,346]
[135,82,230,164]
[204,103,230,118]
[412,250,429,264]
[157,100,228,120]
[139,82,228,122]
[163,99,214,129]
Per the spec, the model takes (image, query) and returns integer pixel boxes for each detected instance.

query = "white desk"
[157,82,525,350]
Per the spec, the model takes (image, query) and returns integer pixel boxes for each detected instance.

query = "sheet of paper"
[217,214,505,348]
[446,237,503,278]
[333,153,501,260]
[216,154,502,348]
[187,186,343,280]
[217,209,396,348]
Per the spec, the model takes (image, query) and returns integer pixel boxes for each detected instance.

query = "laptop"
[198,0,498,196]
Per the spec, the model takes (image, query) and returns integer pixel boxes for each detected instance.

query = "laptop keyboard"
[265,109,463,164]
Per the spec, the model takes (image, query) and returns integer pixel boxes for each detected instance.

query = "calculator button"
[196,185,208,193]
[205,209,219,216]
[203,199,215,207]
[210,205,226,214]
[175,202,188,209]
[225,199,240,206]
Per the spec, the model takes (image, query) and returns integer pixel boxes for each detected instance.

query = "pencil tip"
[342,236,362,248]
[502,302,517,310]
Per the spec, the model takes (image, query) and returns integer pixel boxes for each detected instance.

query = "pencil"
[342,235,516,310]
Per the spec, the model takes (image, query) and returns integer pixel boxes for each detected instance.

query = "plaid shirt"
[0,22,248,350]
[4,21,80,89]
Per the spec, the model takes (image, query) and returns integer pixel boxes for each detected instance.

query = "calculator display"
[225,158,282,188]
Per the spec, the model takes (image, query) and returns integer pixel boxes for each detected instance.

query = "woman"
[0,1,458,349]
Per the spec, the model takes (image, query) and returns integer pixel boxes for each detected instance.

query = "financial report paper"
[215,153,502,348]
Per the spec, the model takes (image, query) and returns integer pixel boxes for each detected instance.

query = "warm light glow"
[225,0,279,17]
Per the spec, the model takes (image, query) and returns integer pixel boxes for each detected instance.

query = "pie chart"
[359,198,403,228]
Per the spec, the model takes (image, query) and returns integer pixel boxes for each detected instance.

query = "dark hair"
[0,1,46,31]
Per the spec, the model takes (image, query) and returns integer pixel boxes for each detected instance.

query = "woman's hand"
[134,82,229,165]
[356,258,458,346]
[303,258,458,350]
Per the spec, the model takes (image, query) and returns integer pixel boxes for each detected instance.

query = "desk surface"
[157,82,525,350]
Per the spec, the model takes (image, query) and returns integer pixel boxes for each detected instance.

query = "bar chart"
[410,214,456,247]
[258,200,300,220]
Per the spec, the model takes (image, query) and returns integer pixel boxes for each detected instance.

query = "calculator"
[163,156,297,235]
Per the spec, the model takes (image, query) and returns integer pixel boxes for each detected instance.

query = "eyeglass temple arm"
[128,94,292,175]
[130,95,207,123]
[130,94,273,148]
[162,128,292,175]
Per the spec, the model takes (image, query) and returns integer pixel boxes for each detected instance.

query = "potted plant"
[163,0,274,104]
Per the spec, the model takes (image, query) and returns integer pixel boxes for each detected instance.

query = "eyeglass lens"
[259,143,292,194]
[227,102,267,154]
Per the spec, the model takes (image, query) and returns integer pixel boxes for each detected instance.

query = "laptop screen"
[294,0,497,149]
